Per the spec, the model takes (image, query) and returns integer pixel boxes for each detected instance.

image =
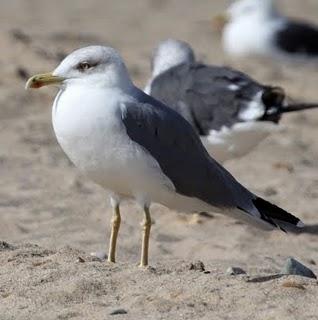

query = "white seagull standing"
[216,0,318,59]
[145,39,318,163]
[26,46,304,266]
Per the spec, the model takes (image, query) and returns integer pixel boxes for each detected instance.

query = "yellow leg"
[108,204,121,263]
[140,206,152,267]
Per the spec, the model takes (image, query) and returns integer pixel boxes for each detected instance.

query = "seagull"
[215,0,318,59]
[145,39,318,163]
[26,45,304,266]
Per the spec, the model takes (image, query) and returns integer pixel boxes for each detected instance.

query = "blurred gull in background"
[145,39,318,163]
[215,0,318,60]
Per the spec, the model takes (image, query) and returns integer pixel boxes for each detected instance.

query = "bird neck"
[102,64,134,91]
[152,52,193,78]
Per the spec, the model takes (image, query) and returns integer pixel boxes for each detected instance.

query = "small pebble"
[77,256,85,263]
[281,280,306,290]
[189,261,205,272]
[90,251,107,261]
[188,213,204,224]
[197,212,214,219]
[226,267,247,276]
[308,259,316,266]
[264,187,278,197]
[10,29,31,44]
[110,309,128,315]
[281,258,317,279]
[273,162,294,173]
[16,67,30,80]
[0,241,14,251]
[146,266,157,273]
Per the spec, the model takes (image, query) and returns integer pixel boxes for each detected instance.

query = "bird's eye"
[77,62,93,72]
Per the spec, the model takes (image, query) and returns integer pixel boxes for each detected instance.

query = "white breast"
[52,86,172,200]
[53,86,124,177]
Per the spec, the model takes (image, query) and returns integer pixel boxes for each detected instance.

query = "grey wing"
[121,91,304,232]
[185,65,266,132]
[121,89,255,211]
[149,63,197,129]
[150,63,266,135]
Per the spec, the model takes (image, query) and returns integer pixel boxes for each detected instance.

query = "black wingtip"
[280,103,318,114]
[252,197,304,232]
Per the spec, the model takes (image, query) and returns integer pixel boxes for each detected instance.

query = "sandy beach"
[0,0,318,319]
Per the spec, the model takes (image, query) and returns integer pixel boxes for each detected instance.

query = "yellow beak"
[25,72,65,89]
[212,13,230,33]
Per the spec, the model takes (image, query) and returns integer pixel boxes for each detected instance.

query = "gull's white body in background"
[221,0,318,60]
[222,14,284,57]
[202,122,278,163]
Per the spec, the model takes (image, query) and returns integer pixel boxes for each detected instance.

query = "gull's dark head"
[261,86,285,123]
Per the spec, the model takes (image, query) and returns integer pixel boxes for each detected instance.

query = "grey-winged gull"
[145,39,318,163]
[26,45,304,266]
[215,0,318,60]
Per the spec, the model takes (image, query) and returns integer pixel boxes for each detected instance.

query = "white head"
[227,0,276,21]
[151,39,195,77]
[26,45,133,90]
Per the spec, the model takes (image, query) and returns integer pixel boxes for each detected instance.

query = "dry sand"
[0,0,318,319]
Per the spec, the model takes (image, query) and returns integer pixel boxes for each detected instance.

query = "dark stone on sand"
[0,241,14,251]
[281,257,317,279]
[189,261,205,272]
[77,256,85,263]
[226,267,247,276]
[90,251,107,261]
[16,67,30,80]
[110,309,128,315]
[10,29,31,44]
